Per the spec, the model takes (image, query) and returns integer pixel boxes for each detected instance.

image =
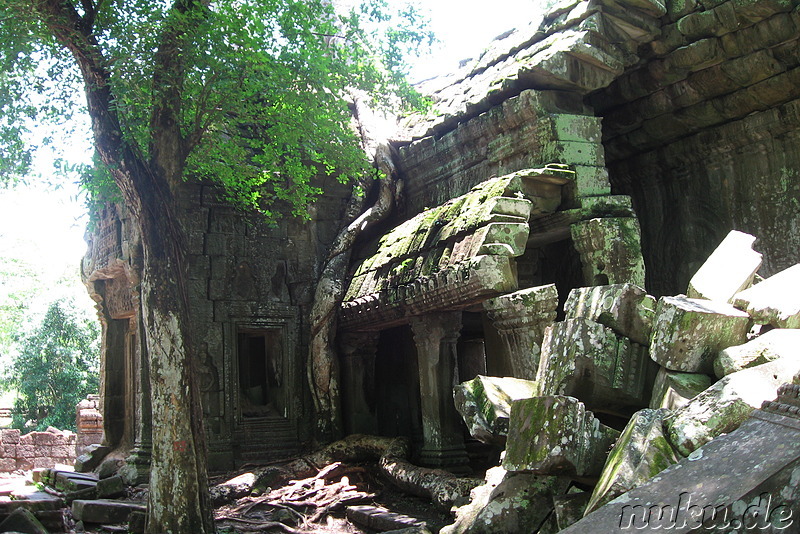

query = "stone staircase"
[236,416,303,465]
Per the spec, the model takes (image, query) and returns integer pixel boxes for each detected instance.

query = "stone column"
[483,284,559,380]
[410,312,470,473]
[120,315,153,486]
[571,217,646,287]
[339,331,380,435]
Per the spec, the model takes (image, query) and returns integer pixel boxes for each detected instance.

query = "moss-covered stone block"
[649,295,751,373]
[571,217,646,287]
[585,408,682,514]
[441,466,570,534]
[503,396,620,477]
[649,367,712,410]
[565,284,656,345]
[665,357,800,456]
[537,318,657,414]
[453,375,538,445]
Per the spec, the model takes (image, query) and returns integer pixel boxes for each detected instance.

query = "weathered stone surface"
[649,295,751,373]
[210,472,256,506]
[72,499,147,524]
[734,264,800,328]
[562,385,800,534]
[585,408,682,514]
[564,283,656,345]
[570,217,646,286]
[503,396,620,477]
[687,230,762,303]
[346,505,426,531]
[0,507,49,534]
[553,490,591,531]
[483,284,558,379]
[714,328,800,377]
[536,318,657,413]
[666,358,800,456]
[649,367,712,410]
[453,375,538,445]
[440,466,569,534]
[96,475,125,499]
[74,444,111,474]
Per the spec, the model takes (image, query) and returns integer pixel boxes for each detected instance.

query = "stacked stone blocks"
[0,428,77,473]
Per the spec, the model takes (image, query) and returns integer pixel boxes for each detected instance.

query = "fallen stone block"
[0,507,49,534]
[649,295,751,374]
[96,475,125,499]
[564,284,656,345]
[649,367,712,410]
[128,510,147,534]
[714,328,800,377]
[72,499,147,524]
[346,505,426,531]
[503,396,620,477]
[561,384,800,533]
[74,444,112,473]
[0,490,62,516]
[553,490,591,531]
[440,465,569,534]
[734,264,800,328]
[666,357,800,456]
[687,230,762,303]
[537,318,657,414]
[210,472,256,506]
[55,471,98,492]
[585,408,682,515]
[453,375,538,445]
[64,485,99,505]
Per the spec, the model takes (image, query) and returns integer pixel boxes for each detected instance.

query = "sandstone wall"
[592,0,800,295]
[0,428,76,473]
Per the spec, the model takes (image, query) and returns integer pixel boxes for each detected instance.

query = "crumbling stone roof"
[340,166,572,331]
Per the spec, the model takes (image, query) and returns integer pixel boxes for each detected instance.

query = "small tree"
[8,300,99,431]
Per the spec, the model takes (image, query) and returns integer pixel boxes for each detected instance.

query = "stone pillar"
[410,312,470,473]
[339,331,380,435]
[483,284,559,380]
[570,217,646,287]
[120,315,152,486]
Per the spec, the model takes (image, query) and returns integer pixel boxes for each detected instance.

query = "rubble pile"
[449,230,800,533]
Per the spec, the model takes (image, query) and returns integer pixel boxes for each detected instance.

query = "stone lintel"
[340,255,518,331]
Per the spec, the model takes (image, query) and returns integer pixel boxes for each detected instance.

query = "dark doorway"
[237,329,284,417]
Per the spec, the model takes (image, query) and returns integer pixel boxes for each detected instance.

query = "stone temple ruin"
[26,0,797,531]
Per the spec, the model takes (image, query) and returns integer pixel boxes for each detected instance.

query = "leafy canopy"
[6,300,100,431]
[0,0,431,217]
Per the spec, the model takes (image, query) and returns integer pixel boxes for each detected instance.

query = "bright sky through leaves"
[0,0,539,321]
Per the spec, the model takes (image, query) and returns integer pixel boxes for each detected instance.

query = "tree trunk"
[136,188,213,534]
[30,3,215,530]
